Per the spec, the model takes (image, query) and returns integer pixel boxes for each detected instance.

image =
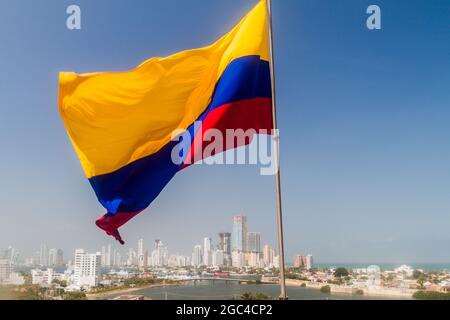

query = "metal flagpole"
[266,0,288,300]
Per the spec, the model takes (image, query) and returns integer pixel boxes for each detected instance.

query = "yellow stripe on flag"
[59,0,268,178]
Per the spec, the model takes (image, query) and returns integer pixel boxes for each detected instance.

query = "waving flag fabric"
[59,0,273,244]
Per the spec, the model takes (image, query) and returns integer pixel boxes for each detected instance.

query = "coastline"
[285,279,415,299]
[86,283,180,300]
[87,279,415,300]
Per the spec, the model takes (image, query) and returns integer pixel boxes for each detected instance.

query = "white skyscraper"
[127,248,137,266]
[176,255,190,267]
[151,240,168,267]
[231,250,245,268]
[73,249,101,288]
[138,239,146,268]
[212,250,224,267]
[105,245,112,267]
[115,251,122,267]
[48,248,57,267]
[273,255,280,270]
[0,259,12,282]
[306,254,314,270]
[39,244,48,267]
[263,245,274,267]
[2,246,18,265]
[248,252,260,268]
[191,245,203,267]
[101,246,106,266]
[203,237,212,266]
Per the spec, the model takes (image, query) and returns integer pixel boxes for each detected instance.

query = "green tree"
[334,268,349,278]
[417,278,425,290]
[412,270,423,279]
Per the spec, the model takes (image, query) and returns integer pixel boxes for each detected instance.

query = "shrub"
[63,292,87,300]
[413,291,450,300]
[320,285,331,294]
[354,289,364,296]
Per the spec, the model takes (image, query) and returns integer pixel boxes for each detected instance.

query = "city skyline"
[1,0,450,264]
[2,214,309,268]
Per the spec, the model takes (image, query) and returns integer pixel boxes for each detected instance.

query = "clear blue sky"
[0,0,449,263]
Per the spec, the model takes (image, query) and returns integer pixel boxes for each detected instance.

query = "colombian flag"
[59,1,273,244]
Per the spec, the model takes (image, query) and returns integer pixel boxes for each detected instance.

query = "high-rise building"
[293,255,306,268]
[48,249,56,266]
[56,249,64,267]
[151,240,168,267]
[39,244,48,267]
[101,246,106,266]
[203,237,212,266]
[0,259,12,282]
[231,215,247,252]
[293,254,313,269]
[211,250,224,267]
[231,250,245,268]
[1,246,18,265]
[306,254,314,270]
[177,255,190,267]
[105,245,112,267]
[263,245,274,267]
[248,252,261,268]
[138,239,146,268]
[246,232,261,253]
[115,251,122,267]
[191,245,203,267]
[218,232,231,255]
[273,255,280,269]
[73,249,101,288]
[127,248,137,266]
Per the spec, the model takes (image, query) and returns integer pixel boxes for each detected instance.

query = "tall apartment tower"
[218,232,231,255]
[203,237,212,266]
[246,232,261,253]
[73,249,101,288]
[231,215,247,252]
[138,238,146,268]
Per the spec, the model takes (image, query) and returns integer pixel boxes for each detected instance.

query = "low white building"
[1,272,25,285]
[395,265,414,277]
[31,268,66,285]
